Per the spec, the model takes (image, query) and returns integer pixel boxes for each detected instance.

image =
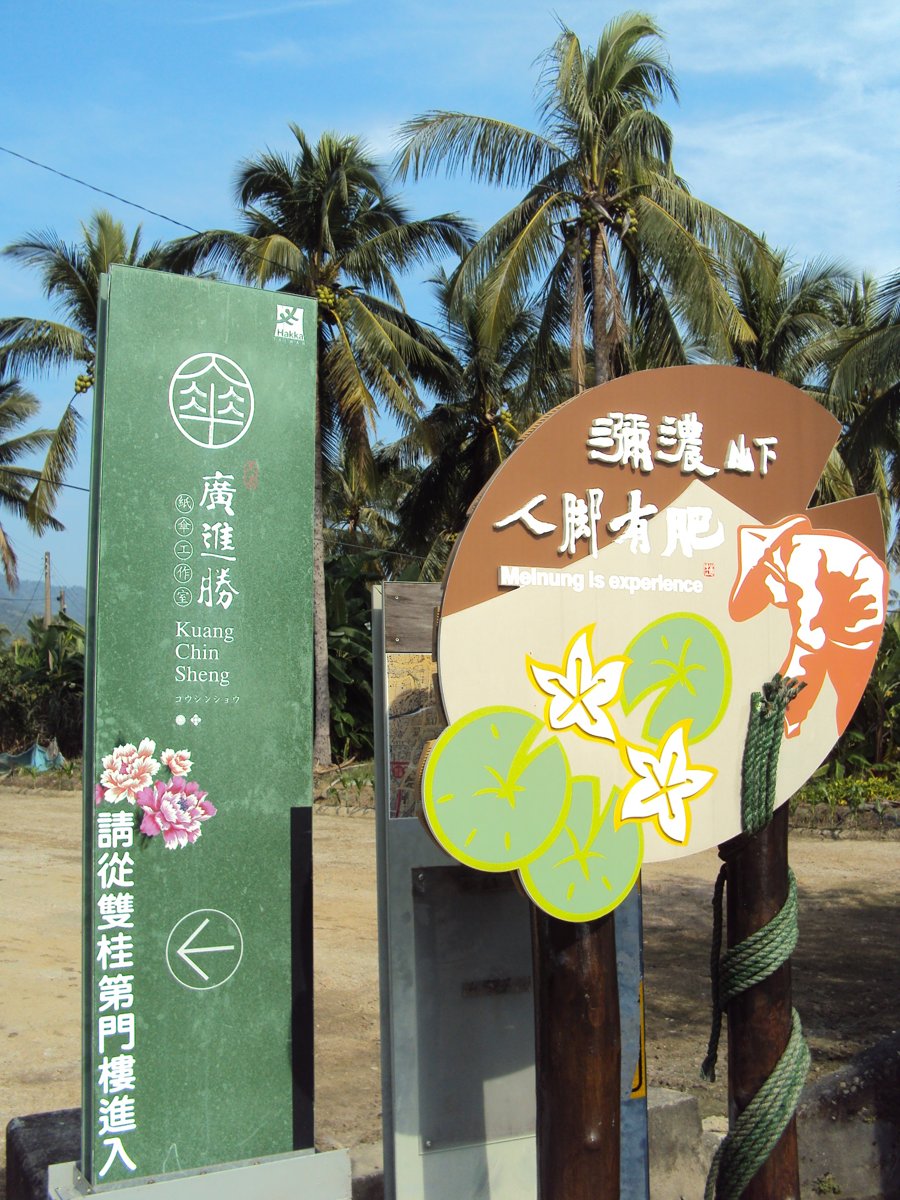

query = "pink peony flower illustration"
[161,748,192,777]
[97,738,160,805]
[138,777,216,849]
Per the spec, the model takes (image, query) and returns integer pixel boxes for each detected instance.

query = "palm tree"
[825,271,900,458]
[0,210,170,519]
[821,270,900,560]
[395,14,757,392]
[392,268,569,572]
[160,126,474,763]
[715,244,899,554]
[0,378,63,589]
[723,242,849,385]
[323,440,418,578]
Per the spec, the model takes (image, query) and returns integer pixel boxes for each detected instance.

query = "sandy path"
[1,790,897,1192]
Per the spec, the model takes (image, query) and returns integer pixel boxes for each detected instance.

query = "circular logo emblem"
[173,587,193,607]
[174,563,193,583]
[169,353,255,449]
[175,494,194,513]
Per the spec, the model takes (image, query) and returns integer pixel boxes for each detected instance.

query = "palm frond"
[636,193,755,354]
[0,318,91,378]
[395,112,564,187]
[25,400,80,531]
[477,195,564,350]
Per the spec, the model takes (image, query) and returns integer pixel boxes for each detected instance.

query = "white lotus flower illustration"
[619,723,715,845]
[527,626,628,742]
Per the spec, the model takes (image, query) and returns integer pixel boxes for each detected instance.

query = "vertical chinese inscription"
[94,801,138,1177]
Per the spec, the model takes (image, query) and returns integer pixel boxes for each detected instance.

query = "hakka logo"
[275,304,305,342]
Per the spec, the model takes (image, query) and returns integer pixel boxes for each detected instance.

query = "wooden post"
[531,907,621,1200]
[43,551,51,628]
[723,803,800,1198]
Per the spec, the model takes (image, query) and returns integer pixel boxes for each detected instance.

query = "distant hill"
[0,578,86,638]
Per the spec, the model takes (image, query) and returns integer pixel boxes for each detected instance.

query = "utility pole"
[43,552,51,629]
[57,588,67,615]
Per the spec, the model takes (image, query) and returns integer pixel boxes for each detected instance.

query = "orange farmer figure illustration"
[729,515,887,737]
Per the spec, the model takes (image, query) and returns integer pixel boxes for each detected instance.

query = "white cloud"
[674,103,899,272]
[612,0,899,274]
[656,0,900,84]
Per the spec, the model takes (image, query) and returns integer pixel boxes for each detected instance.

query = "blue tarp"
[0,742,66,773]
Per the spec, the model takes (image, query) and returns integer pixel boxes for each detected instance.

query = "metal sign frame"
[373,584,649,1199]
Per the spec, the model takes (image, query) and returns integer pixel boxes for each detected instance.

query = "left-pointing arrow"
[176,917,236,981]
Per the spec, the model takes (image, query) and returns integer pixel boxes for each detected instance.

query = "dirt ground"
[1,790,897,1195]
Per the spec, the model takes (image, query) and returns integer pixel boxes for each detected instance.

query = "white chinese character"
[201,521,236,561]
[723,434,755,474]
[656,412,718,477]
[97,974,134,1012]
[558,489,604,556]
[98,1013,135,1053]
[587,413,653,472]
[607,489,659,554]
[662,506,725,558]
[198,567,239,610]
[98,1094,136,1137]
[96,852,134,890]
[98,1054,136,1095]
[97,811,134,849]
[754,436,778,475]
[493,494,557,537]
[98,1136,137,1178]
[96,933,134,972]
[198,471,236,516]
[97,893,134,931]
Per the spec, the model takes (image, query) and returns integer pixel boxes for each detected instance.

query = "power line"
[333,539,424,561]
[0,145,201,235]
[9,576,42,636]
[41,479,90,494]
[0,143,455,336]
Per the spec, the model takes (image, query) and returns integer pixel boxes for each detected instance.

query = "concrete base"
[6,1112,80,1200]
[796,1029,900,1200]
[46,1150,351,1200]
[647,1087,718,1199]
[8,1036,899,1200]
[5,1117,350,1200]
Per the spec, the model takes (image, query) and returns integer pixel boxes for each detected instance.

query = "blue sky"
[1,0,898,593]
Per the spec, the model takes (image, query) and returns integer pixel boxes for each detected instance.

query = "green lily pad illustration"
[423,707,571,871]
[622,614,731,743]
[519,779,642,921]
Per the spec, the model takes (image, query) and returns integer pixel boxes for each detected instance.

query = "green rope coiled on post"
[703,1010,811,1200]
[702,675,810,1198]
[700,868,799,1082]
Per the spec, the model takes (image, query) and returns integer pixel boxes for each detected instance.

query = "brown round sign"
[433,366,886,868]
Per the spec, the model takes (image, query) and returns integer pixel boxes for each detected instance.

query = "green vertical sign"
[82,266,316,1185]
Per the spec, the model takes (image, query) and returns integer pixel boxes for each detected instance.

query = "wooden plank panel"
[383,582,442,653]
